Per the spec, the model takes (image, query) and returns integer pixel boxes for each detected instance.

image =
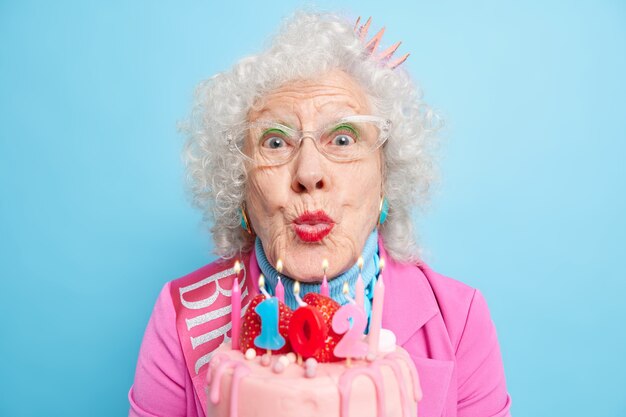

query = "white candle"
[258,274,271,299]
[293,281,307,307]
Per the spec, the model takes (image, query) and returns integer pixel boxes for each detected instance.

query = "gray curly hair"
[182,10,440,262]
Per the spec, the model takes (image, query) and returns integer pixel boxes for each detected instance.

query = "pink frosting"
[206,343,420,417]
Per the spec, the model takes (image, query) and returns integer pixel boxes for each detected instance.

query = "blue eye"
[262,136,286,149]
[260,127,290,149]
[332,134,355,146]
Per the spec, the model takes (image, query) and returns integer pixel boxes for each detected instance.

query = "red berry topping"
[302,293,343,362]
[239,294,293,355]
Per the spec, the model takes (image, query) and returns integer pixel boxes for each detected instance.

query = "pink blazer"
[129,242,511,417]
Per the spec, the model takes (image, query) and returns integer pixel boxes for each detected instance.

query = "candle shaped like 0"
[288,283,327,358]
[368,258,385,357]
[231,260,242,350]
[320,259,329,297]
[275,259,285,303]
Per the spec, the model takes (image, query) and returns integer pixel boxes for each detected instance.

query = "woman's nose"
[291,138,327,193]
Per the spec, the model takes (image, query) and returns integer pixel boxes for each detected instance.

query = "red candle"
[288,306,327,358]
[231,261,242,350]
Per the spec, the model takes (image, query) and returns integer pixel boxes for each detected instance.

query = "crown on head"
[354,16,409,69]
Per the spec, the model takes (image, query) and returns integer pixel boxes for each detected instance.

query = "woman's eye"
[262,136,286,149]
[332,134,356,146]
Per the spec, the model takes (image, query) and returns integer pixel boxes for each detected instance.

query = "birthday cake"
[206,292,423,417]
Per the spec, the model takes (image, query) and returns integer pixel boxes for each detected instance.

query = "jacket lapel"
[379,243,439,345]
[379,242,455,416]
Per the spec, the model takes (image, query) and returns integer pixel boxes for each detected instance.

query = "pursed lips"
[292,210,335,242]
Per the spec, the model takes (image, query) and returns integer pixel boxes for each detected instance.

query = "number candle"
[254,296,285,351]
[332,283,368,362]
[355,256,365,310]
[275,259,285,303]
[368,258,385,357]
[289,305,327,358]
[231,260,242,350]
[321,259,329,297]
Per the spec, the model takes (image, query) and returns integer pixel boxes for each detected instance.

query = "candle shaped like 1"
[275,259,285,303]
[368,258,385,357]
[355,256,365,309]
[231,260,242,350]
[320,259,329,297]
[254,296,286,351]
[332,282,368,360]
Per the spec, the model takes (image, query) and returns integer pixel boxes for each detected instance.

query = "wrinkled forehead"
[248,70,371,128]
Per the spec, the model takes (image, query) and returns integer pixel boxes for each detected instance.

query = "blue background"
[1,1,624,416]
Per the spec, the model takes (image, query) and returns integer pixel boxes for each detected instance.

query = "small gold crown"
[355,16,409,69]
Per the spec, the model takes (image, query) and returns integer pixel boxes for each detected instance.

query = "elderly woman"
[129,11,511,417]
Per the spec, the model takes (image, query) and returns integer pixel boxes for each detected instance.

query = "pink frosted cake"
[206,292,423,417]
[206,341,421,417]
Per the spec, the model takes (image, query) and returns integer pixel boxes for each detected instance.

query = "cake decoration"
[210,256,422,417]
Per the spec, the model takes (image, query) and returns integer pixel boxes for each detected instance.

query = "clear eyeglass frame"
[227,115,392,167]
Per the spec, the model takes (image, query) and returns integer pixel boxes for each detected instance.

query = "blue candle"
[254,297,286,351]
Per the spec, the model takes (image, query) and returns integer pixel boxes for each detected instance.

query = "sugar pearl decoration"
[260,353,271,367]
[244,348,257,360]
[286,352,297,364]
[304,357,318,378]
[273,360,286,374]
[278,355,290,367]
[378,329,397,353]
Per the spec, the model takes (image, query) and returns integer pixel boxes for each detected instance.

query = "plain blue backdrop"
[1,1,625,416]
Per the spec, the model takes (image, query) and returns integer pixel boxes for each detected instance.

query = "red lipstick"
[292,210,335,242]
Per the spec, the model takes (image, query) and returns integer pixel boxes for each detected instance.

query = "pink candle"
[275,278,284,303]
[275,259,285,303]
[321,259,329,297]
[231,261,242,350]
[368,258,385,357]
[355,256,365,309]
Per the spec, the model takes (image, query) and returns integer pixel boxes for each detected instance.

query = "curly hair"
[182,10,440,262]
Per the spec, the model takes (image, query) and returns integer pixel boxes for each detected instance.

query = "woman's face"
[245,70,383,282]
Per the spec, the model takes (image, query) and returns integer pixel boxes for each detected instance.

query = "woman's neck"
[255,230,380,321]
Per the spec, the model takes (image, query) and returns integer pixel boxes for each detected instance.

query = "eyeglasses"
[228,115,391,167]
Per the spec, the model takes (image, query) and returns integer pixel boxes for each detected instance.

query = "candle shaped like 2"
[332,282,368,360]
[254,297,285,351]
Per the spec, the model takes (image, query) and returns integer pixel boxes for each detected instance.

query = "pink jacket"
[129,242,511,417]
